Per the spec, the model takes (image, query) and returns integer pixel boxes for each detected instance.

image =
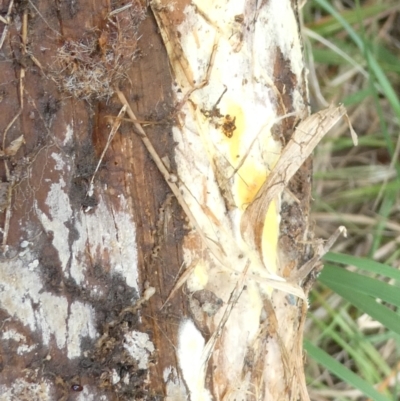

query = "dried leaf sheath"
[150,0,315,400]
[241,104,349,256]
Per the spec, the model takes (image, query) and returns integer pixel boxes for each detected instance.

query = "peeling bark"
[0,0,328,400]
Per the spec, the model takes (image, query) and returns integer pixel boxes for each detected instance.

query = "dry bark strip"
[242,104,356,256]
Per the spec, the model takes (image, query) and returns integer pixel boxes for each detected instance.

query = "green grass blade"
[343,87,373,106]
[323,252,400,281]
[313,0,400,122]
[370,190,397,257]
[318,278,400,337]
[304,340,392,401]
[325,180,400,204]
[305,3,390,37]
[320,264,400,307]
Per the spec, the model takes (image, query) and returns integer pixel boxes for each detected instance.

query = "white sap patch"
[186,260,209,293]
[0,378,52,401]
[167,1,285,280]
[178,320,212,401]
[265,0,304,80]
[164,366,188,401]
[123,330,155,370]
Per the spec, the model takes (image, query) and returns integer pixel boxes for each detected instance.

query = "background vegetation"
[303,1,400,400]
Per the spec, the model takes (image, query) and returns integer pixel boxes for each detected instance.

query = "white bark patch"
[123,330,155,370]
[107,197,139,289]
[178,319,212,401]
[36,172,139,291]
[0,255,97,359]
[111,369,121,385]
[63,124,74,145]
[1,258,65,342]
[75,387,109,401]
[28,259,39,270]
[35,291,69,349]
[76,196,139,290]
[1,160,139,361]
[50,152,67,171]
[2,329,37,354]
[67,301,97,359]
[35,179,71,275]
[0,378,52,401]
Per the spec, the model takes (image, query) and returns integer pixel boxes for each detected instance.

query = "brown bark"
[0,1,314,400]
[0,1,186,399]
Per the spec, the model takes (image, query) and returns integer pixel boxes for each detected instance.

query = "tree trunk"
[0,0,315,400]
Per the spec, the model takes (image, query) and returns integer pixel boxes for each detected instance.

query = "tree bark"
[0,0,315,400]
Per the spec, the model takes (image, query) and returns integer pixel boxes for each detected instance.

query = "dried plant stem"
[1,177,14,251]
[201,261,250,368]
[19,9,28,109]
[115,90,226,265]
[289,225,347,284]
[0,0,13,51]
[2,111,22,151]
[108,4,133,16]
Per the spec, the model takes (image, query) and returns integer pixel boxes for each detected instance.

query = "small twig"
[108,3,132,17]
[294,299,312,401]
[118,116,167,126]
[19,8,28,109]
[29,53,52,80]
[2,110,22,150]
[263,298,292,386]
[201,261,251,368]
[289,225,347,284]
[27,0,60,37]
[173,42,218,112]
[87,105,127,196]
[160,260,198,310]
[95,286,155,348]
[1,177,14,252]
[2,5,27,223]
[116,90,226,266]
[0,0,14,51]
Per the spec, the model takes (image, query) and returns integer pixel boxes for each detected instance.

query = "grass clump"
[303,1,400,400]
